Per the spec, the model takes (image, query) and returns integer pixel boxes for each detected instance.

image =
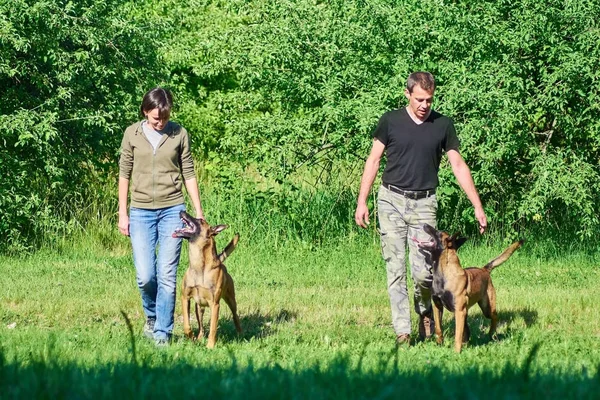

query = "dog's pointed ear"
[450,232,461,240]
[210,224,228,236]
[448,232,467,249]
[455,236,468,250]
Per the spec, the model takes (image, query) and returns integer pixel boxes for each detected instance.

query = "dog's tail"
[218,233,240,263]
[483,239,524,272]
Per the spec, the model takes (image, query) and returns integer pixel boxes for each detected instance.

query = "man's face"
[404,84,434,121]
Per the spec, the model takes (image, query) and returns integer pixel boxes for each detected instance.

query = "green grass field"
[1,231,599,399]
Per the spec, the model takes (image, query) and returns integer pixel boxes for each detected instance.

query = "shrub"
[0,0,169,252]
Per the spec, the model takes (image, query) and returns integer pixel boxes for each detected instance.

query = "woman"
[118,87,204,346]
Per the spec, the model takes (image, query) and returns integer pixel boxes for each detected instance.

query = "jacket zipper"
[140,122,171,208]
[152,146,156,209]
[139,123,157,208]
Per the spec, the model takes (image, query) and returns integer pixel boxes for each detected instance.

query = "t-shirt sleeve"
[444,119,460,152]
[372,113,389,146]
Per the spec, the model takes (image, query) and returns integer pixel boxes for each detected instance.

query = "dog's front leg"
[454,301,467,353]
[462,318,470,343]
[182,294,193,339]
[195,303,205,340]
[432,301,444,345]
[207,301,221,349]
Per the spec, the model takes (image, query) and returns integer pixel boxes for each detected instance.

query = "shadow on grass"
[433,307,539,348]
[1,343,598,399]
[175,309,298,344]
[501,306,539,328]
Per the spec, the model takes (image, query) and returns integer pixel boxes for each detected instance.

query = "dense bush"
[0,0,169,252]
[165,0,600,240]
[2,0,599,252]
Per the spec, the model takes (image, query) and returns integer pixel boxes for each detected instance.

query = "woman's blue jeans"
[129,204,186,340]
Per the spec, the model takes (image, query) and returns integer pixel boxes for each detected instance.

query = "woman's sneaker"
[143,318,155,339]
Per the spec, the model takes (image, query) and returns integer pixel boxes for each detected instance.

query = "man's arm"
[355,139,386,228]
[447,149,487,233]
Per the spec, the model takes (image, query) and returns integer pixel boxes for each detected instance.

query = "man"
[354,72,487,345]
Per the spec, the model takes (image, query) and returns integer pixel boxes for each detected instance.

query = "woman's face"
[144,108,170,131]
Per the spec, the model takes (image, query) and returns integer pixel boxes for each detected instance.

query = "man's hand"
[447,150,487,234]
[355,203,370,228]
[355,139,384,229]
[475,207,487,234]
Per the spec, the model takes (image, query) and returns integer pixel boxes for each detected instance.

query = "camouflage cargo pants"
[377,185,437,336]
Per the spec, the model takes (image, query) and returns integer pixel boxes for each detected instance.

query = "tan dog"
[172,211,242,348]
[415,224,523,353]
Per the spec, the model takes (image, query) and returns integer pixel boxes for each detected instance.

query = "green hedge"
[166,0,600,240]
[2,0,599,252]
[0,0,169,252]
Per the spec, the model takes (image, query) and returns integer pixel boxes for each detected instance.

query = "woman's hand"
[118,212,130,236]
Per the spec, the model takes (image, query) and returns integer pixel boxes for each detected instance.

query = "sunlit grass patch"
[1,234,599,398]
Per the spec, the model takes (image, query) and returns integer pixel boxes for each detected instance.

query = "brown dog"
[415,224,523,353]
[172,210,242,348]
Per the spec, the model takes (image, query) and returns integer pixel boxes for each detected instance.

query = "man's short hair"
[406,72,436,93]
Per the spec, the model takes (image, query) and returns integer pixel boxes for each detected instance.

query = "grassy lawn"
[1,232,599,398]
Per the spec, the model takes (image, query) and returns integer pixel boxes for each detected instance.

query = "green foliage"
[201,177,362,246]
[3,0,600,251]
[0,0,169,252]
[163,0,600,240]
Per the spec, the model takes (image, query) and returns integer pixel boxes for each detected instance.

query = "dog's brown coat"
[416,224,523,353]
[173,211,242,348]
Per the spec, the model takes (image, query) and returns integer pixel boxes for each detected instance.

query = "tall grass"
[41,176,378,256]
[40,175,600,261]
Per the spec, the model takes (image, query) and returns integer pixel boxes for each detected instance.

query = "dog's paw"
[184,330,194,340]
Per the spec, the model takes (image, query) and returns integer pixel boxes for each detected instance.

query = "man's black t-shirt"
[372,108,459,191]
